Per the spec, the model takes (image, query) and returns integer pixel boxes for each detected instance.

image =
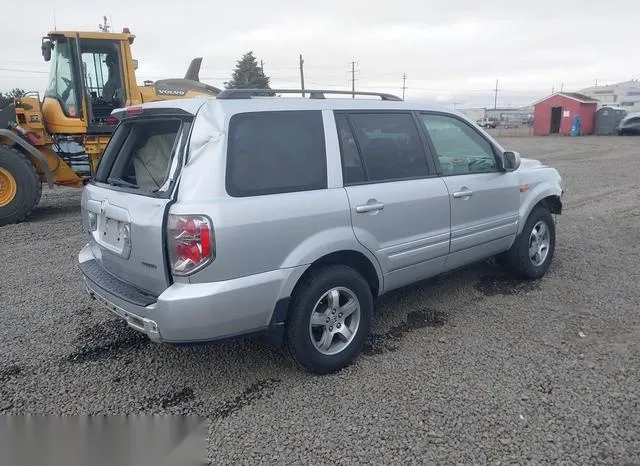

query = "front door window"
[45,41,80,117]
[79,39,125,121]
[420,113,498,175]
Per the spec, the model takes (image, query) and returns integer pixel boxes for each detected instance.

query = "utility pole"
[351,61,356,99]
[299,54,305,97]
[560,81,564,92]
[493,79,498,109]
[594,78,598,87]
[260,60,264,73]
[402,73,407,101]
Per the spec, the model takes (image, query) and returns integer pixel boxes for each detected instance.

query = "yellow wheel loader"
[0,28,220,226]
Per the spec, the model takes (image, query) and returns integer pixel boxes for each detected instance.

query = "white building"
[458,107,486,122]
[578,80,640,113]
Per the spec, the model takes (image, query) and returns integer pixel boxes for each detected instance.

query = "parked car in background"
[476,117,499,128]
[618,115,640,135]
[78,89,564,375]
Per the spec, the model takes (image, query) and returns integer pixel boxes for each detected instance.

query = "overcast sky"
[2,0,639,108]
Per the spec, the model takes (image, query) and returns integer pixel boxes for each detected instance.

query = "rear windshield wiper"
[107,177,139,189]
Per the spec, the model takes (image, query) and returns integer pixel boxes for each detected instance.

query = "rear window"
[96,118,185,195]
[226,110,327,197]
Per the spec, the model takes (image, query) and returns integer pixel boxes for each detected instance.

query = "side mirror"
[41,40,53,62]
[503,151,521,171]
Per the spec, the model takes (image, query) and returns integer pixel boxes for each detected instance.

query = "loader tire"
[0,145,42,227]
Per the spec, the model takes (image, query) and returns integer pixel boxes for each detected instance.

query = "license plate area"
[96,214,131,258]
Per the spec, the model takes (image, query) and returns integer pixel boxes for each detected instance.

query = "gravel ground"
[1,135,639,464]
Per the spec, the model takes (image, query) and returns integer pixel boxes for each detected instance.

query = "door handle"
[356,202,385,213]
[452,189,473,198]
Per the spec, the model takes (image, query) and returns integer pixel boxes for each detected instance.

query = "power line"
[0,67,48,74]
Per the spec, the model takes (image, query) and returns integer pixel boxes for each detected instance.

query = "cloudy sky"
[2,0,638,108]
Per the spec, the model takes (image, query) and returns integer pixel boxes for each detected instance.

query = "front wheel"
[286,265,374,374]
[502,206,556,279]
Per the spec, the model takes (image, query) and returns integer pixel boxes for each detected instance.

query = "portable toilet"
[595,106,628,135]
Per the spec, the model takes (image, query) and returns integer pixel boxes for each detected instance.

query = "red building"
[532,92,599,136]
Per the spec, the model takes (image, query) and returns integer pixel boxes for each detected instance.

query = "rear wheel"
[0,145,42,226]
[286,265,374,374]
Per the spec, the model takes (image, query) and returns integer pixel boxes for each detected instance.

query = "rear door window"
[226,110,327,197]
[337,112,430,183]
[95,118,186,195]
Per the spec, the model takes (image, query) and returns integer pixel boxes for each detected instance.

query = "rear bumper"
[78,243,300,344]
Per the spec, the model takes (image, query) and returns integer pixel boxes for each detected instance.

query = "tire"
[0,145,42,227]
[286,265,374,374]
[502,205,556,279]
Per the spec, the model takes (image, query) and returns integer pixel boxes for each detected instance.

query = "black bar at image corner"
[0,415,208,466]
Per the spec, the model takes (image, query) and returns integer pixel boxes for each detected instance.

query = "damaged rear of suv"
[79,100,202,341]
[79,90,563,374]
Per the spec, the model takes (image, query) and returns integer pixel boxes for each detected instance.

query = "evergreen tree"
[0,88,25,108]
[225,52,273,94]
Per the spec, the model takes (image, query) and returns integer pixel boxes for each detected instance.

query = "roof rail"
[215,88,403,101]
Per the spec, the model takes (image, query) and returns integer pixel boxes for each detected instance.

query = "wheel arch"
[293,250,382,299]
[518,184,563,235]
[267,249,382,348]
[0,130,54,188]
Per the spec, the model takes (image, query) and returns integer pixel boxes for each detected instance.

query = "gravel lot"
[1,135,639,464]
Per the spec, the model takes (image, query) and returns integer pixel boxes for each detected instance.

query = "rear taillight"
[167,214,215,276]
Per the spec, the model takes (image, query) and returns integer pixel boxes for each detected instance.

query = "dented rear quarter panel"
[173,101,382,299]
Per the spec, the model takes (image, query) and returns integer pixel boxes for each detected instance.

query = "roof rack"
[215,88,403,101]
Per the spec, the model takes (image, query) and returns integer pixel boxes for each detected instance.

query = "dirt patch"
[363,309,448,356]
[147,387,196,409]
[0,365,23,382]
[474,273,540,297]
[67,319,149,363]
[212,379,281,420]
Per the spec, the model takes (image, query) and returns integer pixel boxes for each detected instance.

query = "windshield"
[45,40,80,117]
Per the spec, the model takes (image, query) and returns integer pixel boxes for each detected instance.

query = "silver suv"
[78,89,563,374]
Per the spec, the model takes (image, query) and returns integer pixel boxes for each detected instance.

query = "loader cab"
[41,31,135,135]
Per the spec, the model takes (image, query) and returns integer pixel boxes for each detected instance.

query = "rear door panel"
[335,110,451,293]
[83,186,172,296]
[345,179,451,292]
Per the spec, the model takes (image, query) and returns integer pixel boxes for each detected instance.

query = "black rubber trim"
[265,297,291,347]
[80,259,158,307]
